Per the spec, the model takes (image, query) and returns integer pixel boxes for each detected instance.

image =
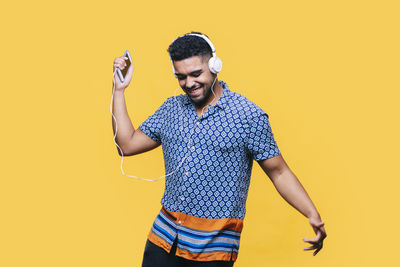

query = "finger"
[313,246,322,256]
[119,57,128,66]
[304,245,318,251]
[119,61,127,69]
[315,228,327,242]
[114,58,127,66]
[114,61,126,69]
[320,230,327,239]
[114,57,124,64]
[114,62,124,68]
[303,231,321,243]
[304,241,323,255]
[303,240,319,246]
[114,62,125,71]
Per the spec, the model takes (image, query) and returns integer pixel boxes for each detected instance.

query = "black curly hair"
[167,31,213,62]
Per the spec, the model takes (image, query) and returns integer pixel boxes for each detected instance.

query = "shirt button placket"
[180,118,198,214]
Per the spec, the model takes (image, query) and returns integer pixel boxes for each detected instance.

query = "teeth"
[190,87,200,92]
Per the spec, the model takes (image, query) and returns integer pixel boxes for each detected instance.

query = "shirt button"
[185,171,189,176]
[196,121,200,125]
[178,220,182,224]
[191,146,195,151]
[180,196,185,201]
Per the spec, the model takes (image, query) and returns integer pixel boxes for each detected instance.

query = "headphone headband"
[169,33,222,77]
[185,33,217,58]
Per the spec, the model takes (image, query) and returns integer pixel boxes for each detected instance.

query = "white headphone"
[110,33,221,182]
[170,33,223,77]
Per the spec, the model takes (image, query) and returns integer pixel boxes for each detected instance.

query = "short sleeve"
[246,113,281,161]
[138,98,171,144]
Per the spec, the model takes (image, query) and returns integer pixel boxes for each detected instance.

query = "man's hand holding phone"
[113,50,134,92]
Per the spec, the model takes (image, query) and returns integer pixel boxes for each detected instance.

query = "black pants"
[141,238,235,267]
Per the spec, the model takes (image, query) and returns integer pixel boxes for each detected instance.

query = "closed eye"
[175,69,203,80]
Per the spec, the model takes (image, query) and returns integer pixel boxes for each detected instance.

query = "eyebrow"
[175,69,203,77]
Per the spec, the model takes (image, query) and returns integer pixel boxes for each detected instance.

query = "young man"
[111,32,327,267]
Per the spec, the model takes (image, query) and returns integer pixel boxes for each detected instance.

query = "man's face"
[173,55,215,107]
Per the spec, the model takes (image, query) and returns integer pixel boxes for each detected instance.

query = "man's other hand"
[302,217,327,256]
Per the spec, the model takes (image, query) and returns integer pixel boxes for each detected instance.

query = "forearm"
[111,90,135,151]
[272,168,320,219]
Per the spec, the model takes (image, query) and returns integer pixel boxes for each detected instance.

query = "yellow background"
[1,0,399,266]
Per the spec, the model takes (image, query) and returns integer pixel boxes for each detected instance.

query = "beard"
[185,83,215,107]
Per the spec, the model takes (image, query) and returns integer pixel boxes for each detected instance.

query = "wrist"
[306,210,320,220]
[113,88,126,94]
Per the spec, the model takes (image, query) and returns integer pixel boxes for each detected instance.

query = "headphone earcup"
[208,56,222,74]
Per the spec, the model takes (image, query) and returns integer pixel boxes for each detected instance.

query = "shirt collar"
[182,80,231,110]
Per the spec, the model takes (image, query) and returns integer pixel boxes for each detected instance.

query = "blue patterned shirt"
[139,80,281,261]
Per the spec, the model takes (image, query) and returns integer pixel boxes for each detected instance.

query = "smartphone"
[116,50,133,83]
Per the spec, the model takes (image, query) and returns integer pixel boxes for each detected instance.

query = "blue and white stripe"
[151,210,241,254]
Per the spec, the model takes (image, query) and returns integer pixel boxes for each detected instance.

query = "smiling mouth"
[188,86,202,96]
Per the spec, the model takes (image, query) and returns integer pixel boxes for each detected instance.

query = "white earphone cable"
[111,68,218,182]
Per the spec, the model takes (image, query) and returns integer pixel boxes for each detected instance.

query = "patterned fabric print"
[148,207,242,261]
[139,80,281,220]
[140,80,281,261]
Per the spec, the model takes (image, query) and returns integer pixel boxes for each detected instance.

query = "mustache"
[184,85,202,91]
